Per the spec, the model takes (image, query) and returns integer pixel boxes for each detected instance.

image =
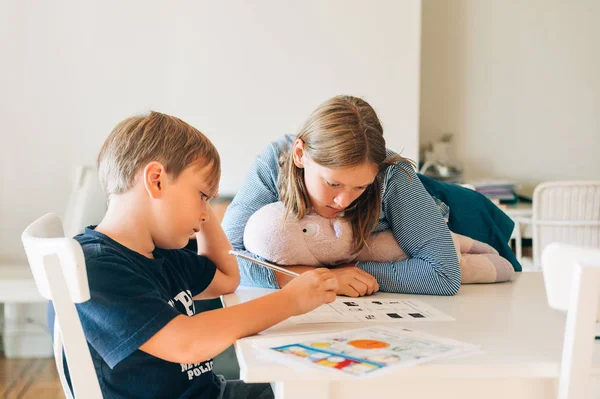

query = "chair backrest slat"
[21,213,103,399]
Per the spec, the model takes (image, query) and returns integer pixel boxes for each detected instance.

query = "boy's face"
[151,161,217,249]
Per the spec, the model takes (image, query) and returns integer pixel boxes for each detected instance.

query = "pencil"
[228,250,300,277]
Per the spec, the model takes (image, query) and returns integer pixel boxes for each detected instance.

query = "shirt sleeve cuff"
[103,306,180,369]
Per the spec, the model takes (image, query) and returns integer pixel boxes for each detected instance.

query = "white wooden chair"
[517,181,600,270]
[542,242,600,399]
[21,213,103,399]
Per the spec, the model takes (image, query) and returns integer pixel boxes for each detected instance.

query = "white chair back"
[21,213,102,399]
[533,181,600,268]
[542,242,600,399]
[63,165,107,238]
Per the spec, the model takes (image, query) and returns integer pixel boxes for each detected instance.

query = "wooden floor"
[0,354,63,399]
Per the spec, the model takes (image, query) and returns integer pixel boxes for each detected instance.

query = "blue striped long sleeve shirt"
[221,135,461,296]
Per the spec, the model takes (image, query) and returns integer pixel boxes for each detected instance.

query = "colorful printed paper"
[265,327,479,377]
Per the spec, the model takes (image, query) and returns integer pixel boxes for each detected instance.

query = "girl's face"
[293,140,378,218]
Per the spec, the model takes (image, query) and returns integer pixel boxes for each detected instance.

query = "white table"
[222,273,599,399]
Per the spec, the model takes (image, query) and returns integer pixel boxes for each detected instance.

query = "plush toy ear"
[298,215,356,266]
[357,231,407,263]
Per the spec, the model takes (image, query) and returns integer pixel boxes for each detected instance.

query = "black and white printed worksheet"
[289,298,454,324]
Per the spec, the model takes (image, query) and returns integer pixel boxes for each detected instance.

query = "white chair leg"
[54,319,75,399]
[514,220,523,262]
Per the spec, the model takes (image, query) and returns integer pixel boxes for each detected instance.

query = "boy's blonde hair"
[278,95,413,253]
[98,111,220,199]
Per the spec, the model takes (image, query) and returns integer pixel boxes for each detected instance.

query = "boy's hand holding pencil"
[280,268,339,315]
[229,250,338,314]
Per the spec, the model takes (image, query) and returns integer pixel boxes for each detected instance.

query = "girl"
[223,95,460,296]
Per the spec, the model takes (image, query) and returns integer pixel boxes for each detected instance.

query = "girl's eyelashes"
[326,180,367,190]
[200,192,210,201]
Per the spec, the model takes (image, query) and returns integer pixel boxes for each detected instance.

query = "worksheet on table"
[289,297,454,324]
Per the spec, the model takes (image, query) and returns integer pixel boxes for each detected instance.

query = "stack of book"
[467,180,518,206]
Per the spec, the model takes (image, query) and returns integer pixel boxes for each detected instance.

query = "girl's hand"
[328,265,379,297]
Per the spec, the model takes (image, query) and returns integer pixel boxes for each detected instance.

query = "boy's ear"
[143,161,167,199]
[292,139,305,168]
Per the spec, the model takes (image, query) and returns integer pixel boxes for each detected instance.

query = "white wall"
[0,1,422,262]
[420,0,600,191]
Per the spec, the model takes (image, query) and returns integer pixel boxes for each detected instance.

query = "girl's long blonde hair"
[278,95,413,254]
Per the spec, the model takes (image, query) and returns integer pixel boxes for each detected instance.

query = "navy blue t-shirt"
[49,226,219,399]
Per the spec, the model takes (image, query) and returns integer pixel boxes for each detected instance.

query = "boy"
[53,111,338,399]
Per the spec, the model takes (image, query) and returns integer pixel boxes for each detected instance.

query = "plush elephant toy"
[243,202,514,284]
